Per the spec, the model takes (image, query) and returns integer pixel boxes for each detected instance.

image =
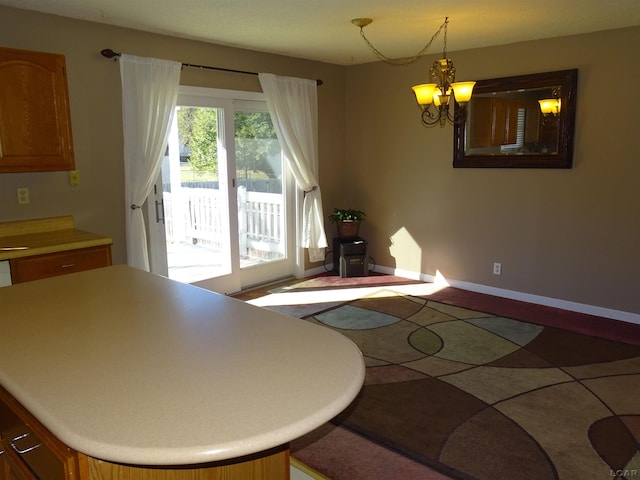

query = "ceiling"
[2,0,640,65]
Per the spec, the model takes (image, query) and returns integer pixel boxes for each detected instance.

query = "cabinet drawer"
[10,246,112,284]
[0,390,74,480]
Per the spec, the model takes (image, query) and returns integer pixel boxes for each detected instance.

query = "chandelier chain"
[358,17,449,66]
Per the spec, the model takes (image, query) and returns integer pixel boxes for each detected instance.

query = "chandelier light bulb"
[451,81,476,103]
[539,98,561,115]
[412,83,437,105]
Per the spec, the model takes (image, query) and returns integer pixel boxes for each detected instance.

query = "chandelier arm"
[454,103,468,124]
[420,106,443,127]
[358,18,448,66]
[420,102,469,128]
[446,106,456,124]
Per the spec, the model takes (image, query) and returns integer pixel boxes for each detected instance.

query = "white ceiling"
[2,0,640,65]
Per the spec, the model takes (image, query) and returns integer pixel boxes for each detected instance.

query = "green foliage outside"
[177,107,280,179]
[235,112,281,179]
[178,107,216,174]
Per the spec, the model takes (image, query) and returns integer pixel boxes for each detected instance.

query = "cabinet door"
[0,47,75,172]
[501,99,519,145]
[0,387,83,480]
[468,97,494,148]
[469,98,519,147]
[0,441,37,480]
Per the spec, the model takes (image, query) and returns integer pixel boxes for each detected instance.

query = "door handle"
[155,199,165,224]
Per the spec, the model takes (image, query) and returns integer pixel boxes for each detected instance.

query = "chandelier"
[352,16,475,127]
[538,86,562,126]
[539,98,561,116]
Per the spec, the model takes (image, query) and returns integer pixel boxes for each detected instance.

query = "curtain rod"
[100,49,323,86]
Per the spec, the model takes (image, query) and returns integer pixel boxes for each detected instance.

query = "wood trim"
[86,447,290,480]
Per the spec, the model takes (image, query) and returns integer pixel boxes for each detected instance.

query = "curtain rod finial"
[101,49,120,59]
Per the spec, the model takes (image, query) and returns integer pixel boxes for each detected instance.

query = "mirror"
[453,69,578,168]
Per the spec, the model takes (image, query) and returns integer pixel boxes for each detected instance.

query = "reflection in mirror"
[466,86,560,156]
[453,70,577,168]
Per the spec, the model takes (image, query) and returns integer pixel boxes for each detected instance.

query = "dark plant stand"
[333,237,368,277]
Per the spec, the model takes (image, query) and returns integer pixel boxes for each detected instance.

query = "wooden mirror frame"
[453,69,578,168]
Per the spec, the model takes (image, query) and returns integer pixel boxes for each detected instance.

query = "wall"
[1,5,637,317]
[0,5,346,267]
[345,26,640,315]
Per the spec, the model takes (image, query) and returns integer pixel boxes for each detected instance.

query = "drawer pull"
[10,432,41,454]
[61,263,76,268]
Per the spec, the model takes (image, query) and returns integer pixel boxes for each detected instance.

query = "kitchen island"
[0,265,365,479]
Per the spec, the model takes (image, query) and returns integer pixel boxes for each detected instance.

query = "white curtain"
[258,73,328,262]
[119,55,181,271]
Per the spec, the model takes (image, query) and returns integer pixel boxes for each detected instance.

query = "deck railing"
[163,187,284,260]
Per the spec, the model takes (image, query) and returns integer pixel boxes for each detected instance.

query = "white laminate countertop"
[0,265,365,466]
[0,215,112,260]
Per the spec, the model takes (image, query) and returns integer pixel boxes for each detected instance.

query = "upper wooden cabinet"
[0,47,75,173]
[468,97,519,148]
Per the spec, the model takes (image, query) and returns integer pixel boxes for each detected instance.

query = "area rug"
[289,288,640,480]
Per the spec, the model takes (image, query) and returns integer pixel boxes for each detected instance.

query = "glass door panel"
[235,110,286,268]
[164,106,233,284]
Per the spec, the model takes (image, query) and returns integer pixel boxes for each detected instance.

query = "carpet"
[285,286,640,480]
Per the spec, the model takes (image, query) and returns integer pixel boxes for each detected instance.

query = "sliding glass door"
[147,87,295,294]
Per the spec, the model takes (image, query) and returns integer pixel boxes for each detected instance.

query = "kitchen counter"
[0,265,365,467]
[0,216,112,260]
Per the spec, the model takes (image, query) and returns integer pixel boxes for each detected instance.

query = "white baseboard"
[349,265,640,326]
[303,264,333,278]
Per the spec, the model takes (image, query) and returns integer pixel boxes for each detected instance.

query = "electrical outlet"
[17,188,29,204]
[493,262,502,275]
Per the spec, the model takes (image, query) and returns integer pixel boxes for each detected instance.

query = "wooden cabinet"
[1,446,37,480]
[1,386,288,480]
[0,216,113,285]
[0,387,86,480]
[0,47,75,173]
[9,245,112,284]
[469,97,519,148]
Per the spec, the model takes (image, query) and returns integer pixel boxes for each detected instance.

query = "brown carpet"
[237,274,640,480]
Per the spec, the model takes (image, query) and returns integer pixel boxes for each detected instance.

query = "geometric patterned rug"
[291,289,640,480]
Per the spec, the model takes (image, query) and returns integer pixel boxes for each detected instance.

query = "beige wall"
[1,5,638,315]
[345,26,640,314]
[0,5,346,266]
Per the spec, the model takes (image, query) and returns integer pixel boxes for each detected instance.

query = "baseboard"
[368,265,640,326]
[304,264,333,278]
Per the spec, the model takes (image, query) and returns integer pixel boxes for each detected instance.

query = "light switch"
[69,170,80,186]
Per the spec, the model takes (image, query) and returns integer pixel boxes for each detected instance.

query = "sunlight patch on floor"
[291,458,329,480]
[291,464,316,479]
[248,274,449,308]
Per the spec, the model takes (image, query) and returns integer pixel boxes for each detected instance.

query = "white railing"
[163,187,284,260]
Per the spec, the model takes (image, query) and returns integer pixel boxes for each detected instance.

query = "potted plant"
[328,208,366,238]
